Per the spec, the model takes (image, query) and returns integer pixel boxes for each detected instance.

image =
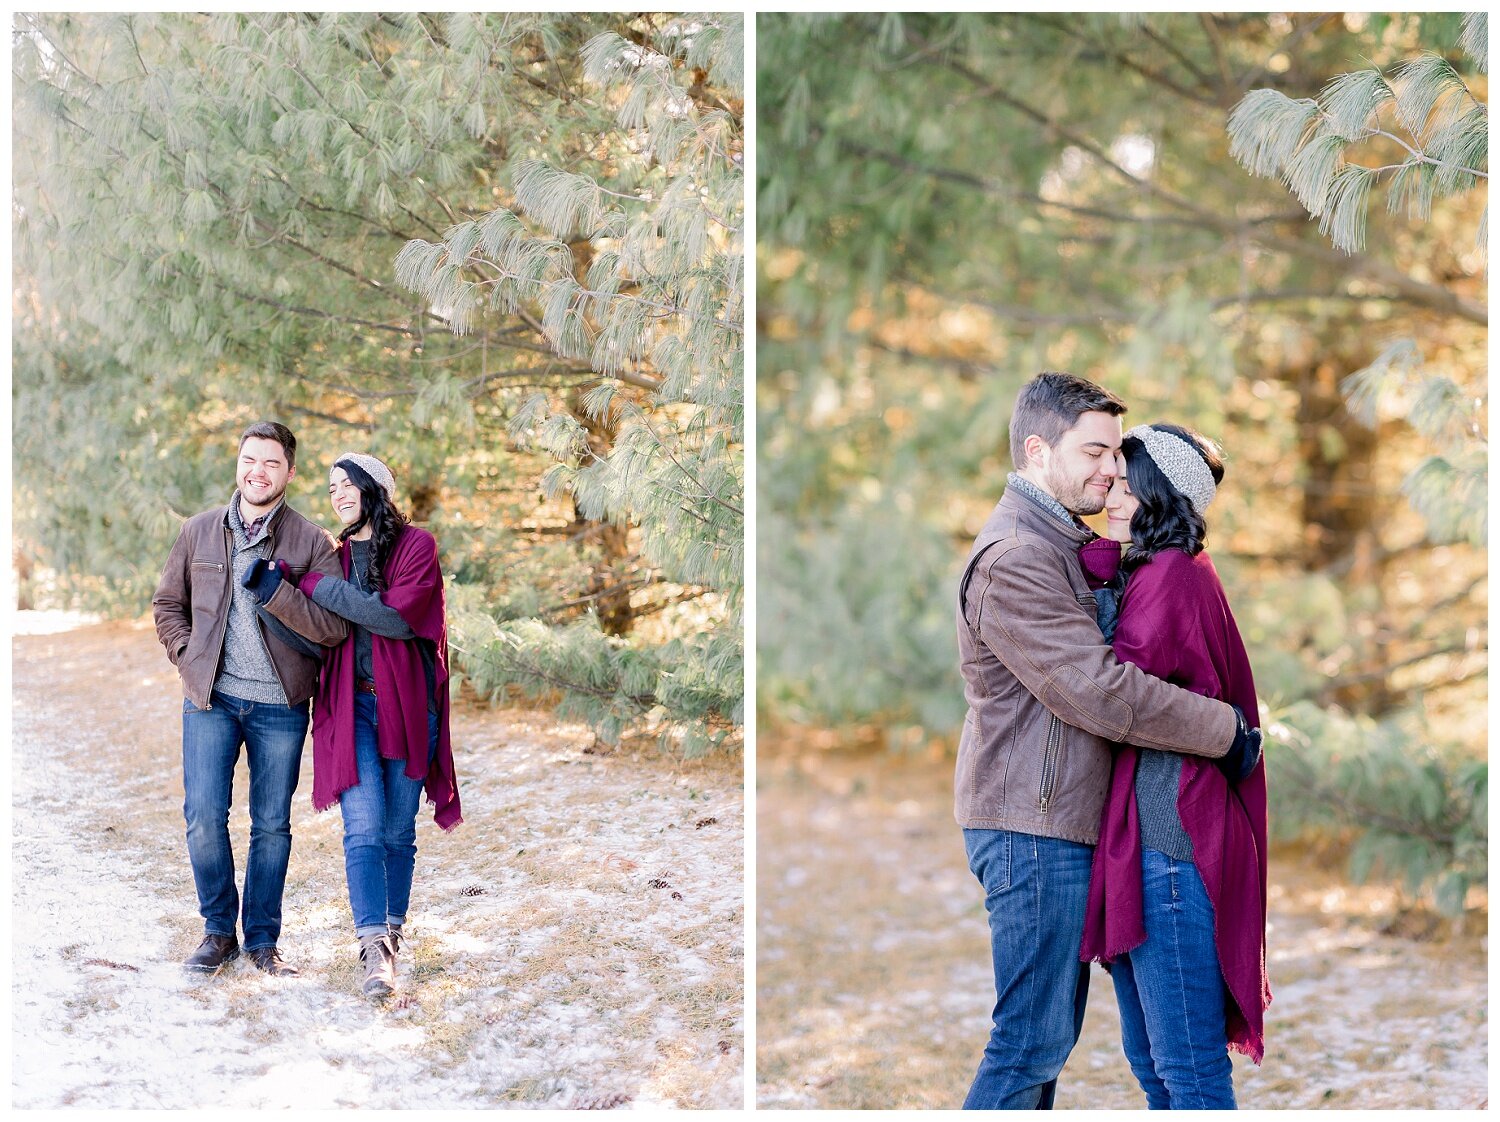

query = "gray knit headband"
[331,451,396,501]
[1125,426,1216,514]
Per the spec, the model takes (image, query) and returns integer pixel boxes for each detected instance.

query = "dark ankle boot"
[184,933,239,973]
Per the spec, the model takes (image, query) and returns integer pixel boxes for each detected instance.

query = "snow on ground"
[12,618,743,1109]
[756,746,1486,1110]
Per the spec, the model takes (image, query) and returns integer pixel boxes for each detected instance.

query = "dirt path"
[12,616,743,1109]
[756,743,1486,1110]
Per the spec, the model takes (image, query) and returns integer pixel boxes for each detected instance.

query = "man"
[955,372,1260,1109]
[153,422,348,976]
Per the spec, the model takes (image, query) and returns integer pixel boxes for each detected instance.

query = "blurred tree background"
[13,11,743,754]
[758,13,1485,914]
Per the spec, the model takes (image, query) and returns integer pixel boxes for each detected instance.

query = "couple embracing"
[957,373,1271,1109]
[152,421,462,999]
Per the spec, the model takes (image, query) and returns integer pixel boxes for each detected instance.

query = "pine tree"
[1227,14,1487,553]
[757,12,1485,734]
[13,12,743,754]
[394,17,744,753]
[756,13,1484,910]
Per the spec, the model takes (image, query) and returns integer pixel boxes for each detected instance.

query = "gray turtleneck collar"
[1005,472,1086,532]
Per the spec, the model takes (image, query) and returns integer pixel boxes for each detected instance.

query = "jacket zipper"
[1039,714,1061,812]
[201,526,238,710]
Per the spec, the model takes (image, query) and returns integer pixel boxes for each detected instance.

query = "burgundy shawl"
[1078,541,1270,1063]
[300,525,463,831]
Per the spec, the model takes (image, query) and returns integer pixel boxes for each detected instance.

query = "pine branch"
[1235,14,1338,97]
[465,644,658,709]
[464,254,744,333]
[835,135,1301,231]
[633,412,745,517]
[899,41,1489,324]
[536,574,660,617]
[1197,13,1238,99]
[1138,20,1218,91]
[1032,15,1223,109]
[274,402,375,430]
[1322,640,1484,691]
[845,134,1481,321]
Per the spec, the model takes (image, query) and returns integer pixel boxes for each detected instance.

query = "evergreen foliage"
[758,13,1485,910]
[1343,340,1486,546]
[1229,14,1488,565]
[397,18,745,754]
[1228,14,1487,253]
[13,12,743,755]
[1268,703,1486,917]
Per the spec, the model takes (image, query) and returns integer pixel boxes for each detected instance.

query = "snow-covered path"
[13,616,744,1109]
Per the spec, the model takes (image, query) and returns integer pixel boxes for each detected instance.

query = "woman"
[1077,424,1269,1109]
[250,451,462,998]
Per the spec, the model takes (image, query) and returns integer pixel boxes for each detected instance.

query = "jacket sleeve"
[972,538,1236,756]
[152,523,193,665]
[260,530,350,646]
[256,606,326,660]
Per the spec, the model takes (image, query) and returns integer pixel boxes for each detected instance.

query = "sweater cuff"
[1079,537,1122,588]
[299,571,327,598]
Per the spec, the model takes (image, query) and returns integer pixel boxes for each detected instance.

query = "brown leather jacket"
[955,485,1237,844]
[152,499,349,709]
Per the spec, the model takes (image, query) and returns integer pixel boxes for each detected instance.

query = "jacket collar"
[1006,472,1080,531]
[988,480,1097,549]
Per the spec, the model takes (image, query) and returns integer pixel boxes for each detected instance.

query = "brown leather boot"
[247,946,300,977]
[183,933,239,973]
[387,924,403,956]
[358,933,396,998]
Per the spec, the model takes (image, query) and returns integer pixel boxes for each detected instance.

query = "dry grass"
[756,737,1486,1110]
[14,618,744,1109]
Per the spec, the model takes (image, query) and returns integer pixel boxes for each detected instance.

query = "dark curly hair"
[1119,423,1224,576]
[334,458,409,591]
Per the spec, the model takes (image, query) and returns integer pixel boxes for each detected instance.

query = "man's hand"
[242,558,291,605]
[1219,704,1263,783]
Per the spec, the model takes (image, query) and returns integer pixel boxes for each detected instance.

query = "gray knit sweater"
[1092,582,1194,862]
[213,494,290,705]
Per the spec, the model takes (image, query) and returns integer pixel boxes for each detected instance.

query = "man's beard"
[239,479,287,510]
[1044,464,1105,516]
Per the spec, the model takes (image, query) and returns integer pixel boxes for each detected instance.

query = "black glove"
[1219,704,1263,783]
[241,558,290,604]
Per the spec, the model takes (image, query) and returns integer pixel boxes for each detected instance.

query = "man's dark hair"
[1008,372,1126,470]
[238,421,297,469]
[1119,423,1225,575]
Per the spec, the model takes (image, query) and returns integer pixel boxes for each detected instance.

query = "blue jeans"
[338,694,432,936]
[1110,848,1236,1109]
[181,690,309,950]
[963,829,1093,1109]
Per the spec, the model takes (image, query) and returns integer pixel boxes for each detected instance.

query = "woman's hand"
[1219,705,1263,783]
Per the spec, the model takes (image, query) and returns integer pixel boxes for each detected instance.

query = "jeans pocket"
[967,829,1013,898]
[183,698,200,714]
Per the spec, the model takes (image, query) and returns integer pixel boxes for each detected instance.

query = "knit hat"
[1124,426,1217,514]
[331,452,396,501]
